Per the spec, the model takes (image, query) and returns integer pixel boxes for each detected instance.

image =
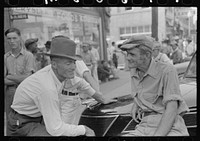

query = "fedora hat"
[44,36,78,60]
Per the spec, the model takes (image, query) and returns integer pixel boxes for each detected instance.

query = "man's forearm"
[153,101,178,136]
[4,78,18,85]
[7,74,31,84]
[91,92,106,104]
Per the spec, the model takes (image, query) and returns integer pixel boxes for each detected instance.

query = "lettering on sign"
[10,14,28,20]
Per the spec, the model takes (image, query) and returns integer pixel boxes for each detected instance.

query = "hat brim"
[43,53,79,61]
[120,43,140,51]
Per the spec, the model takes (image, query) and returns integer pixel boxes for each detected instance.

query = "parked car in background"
[79,52,196,136]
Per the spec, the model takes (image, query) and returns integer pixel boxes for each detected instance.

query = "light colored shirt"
[90,47,100,62]
[130,59,189,115]
[153,52,173,65]
[107,46,115,61]
[80,51,96,67]
[75,60,90,78]
[4,47,35,76]
[61,77,95,124]
[11,65,86,136]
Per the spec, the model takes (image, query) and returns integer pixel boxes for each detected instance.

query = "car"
[79,52,196,136]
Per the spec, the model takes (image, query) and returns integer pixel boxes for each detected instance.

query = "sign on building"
[10,14,28,20]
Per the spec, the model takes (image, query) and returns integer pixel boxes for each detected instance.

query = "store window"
[126,27,131,34]
[138,26,143,33]
[132,27,137,33]
[11,7,100,48]
[120,27,125,34]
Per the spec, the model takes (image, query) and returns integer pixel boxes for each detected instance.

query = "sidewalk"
[99,69,132,99]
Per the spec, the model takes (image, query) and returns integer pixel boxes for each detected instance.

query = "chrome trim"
[102,115,119,136]
[187,125,197,128]
[81,115,119,118]
[121,118,134,132]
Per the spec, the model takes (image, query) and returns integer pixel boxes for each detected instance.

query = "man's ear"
[51,60,57,69]
[146,51,152,59]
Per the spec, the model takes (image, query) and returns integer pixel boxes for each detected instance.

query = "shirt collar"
[6,47,25,57]
[49,65,63,90]
[130,59,158,79]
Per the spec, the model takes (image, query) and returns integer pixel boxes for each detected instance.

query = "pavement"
[99,69,132,99]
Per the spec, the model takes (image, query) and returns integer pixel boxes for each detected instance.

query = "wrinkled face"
[6,32,21,49]
[126,47,146,69]
[53,57,76,81]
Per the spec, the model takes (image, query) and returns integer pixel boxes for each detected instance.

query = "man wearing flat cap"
[7,36,116,136]
[120,35,189,136]
[25,38,42,71]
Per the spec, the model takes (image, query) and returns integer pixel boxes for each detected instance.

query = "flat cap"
[120,35,155,51]
[25,38,38,48]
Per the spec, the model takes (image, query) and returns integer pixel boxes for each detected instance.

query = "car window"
[184,53,196,78]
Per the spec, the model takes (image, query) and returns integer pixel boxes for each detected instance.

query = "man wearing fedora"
[120,35,189,136]
[7,36,116,136]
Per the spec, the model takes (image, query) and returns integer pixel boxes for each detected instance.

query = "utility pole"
[151,7,158,41]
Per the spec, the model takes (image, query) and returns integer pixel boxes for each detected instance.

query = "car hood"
[180,81,196,108]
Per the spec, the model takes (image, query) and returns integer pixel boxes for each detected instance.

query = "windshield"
[184,53,196,78]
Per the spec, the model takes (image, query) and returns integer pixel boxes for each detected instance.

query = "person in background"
[78,42,97,100]
[97,60,111,82]
[170,40,183,65]
[44,41,51,66]
[120,35,189,136]
[152,41,173,65]
[7,36,116,136]
[185,38,196,57]
[88,43,100,90]
[25,38,42,71]
[4,28,35,135]
[112,49,119,69]
[161,39,172,58]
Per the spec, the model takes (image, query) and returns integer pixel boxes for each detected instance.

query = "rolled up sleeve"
[161,66,190,116]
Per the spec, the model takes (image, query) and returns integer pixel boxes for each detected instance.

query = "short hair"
[5,27,21,36]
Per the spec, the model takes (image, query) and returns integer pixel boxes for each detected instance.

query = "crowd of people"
[4,27,194,136]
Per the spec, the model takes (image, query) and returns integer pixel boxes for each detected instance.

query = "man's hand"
[92,92,117,105]
[130,103,140,123]
[84,125,95,136]
[102,97,117,105]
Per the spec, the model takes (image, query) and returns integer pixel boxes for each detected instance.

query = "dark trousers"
[7,109,50,136]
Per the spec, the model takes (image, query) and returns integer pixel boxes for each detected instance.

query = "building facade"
[4,7,110,60]
[109,7,197,43]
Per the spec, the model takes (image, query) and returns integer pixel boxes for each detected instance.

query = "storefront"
[5,7,107,59]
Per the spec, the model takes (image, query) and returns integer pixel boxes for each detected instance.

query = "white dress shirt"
[11,65,87,136]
